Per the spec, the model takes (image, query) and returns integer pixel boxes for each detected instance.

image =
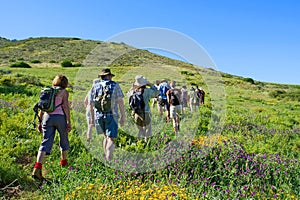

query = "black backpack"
[169,89,180,106]
[129,90,145,114]
[33,86,62,126]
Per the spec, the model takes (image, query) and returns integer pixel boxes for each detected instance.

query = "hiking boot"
[32,168,44,181]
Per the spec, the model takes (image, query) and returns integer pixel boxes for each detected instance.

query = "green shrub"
[9,62,31,68]
[49,60,57,63]
[73,63,82,67]
[269,90,286,99]
[61,60,73,67]
[243,77,255,84]
[30,59,41,63]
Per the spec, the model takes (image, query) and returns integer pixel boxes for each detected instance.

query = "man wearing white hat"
[128,75,159,142]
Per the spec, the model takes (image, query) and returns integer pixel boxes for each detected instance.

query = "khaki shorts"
[134,111,151,127]
[170,105,182,119]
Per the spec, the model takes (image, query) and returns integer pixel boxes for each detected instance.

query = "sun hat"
[98,68,115,77]
[134,75,147,87]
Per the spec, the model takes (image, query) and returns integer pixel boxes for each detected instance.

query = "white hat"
[134,75,147,87]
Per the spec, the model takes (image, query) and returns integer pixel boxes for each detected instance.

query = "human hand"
[38,123,42,133]
[66,123,72,133]
[120,116,125,126]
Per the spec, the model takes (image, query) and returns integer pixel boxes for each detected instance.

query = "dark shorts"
[158,99,170,111]
[96,114,118,138]
[39,114,69,155]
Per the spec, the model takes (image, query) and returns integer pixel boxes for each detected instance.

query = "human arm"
[37,110,44,133]
[118,98,125,126]
[146,81,160,98]
[62,90,71,132]
[84,93,89,108]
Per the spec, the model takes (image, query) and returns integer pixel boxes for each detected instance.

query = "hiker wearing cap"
[128,75,159,142]
[89,68,125,161]
[166,80,182,134]
[32,75,71,181]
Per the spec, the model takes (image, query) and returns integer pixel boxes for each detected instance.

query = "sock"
[60,159,68,166]
[34,162,42,169]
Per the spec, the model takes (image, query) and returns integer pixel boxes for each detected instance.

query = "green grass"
[0,38,299,199]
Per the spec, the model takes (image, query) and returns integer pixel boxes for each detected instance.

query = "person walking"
[158,80,170,122]
[180,85,188,111]
[84,78,100,146]
[199,87,205,104]
[189,87,197,112]
[89,68,125,161]
[32,75,71,181]
[195,85,201,109]
[166,80,182,134]
[128,75,159,142]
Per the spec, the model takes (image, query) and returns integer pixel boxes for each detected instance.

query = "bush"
[30,59,41,63]
[61,60,73,67]
[73,63,82,67]
[269,90,286,99]
[9,62,31,68]
[243,77,255,84]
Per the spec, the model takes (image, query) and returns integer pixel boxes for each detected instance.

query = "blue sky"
[1,0,299,84]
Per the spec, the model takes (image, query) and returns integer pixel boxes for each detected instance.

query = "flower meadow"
[0,67,299,199]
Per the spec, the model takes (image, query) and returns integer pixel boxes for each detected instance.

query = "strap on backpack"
[33,103,42,129]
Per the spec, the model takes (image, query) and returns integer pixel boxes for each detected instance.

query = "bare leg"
[103,136,107,158]
[61,150,68,160]
[36,151,46,163]
[106,137,115,161]
[32,151,46,180]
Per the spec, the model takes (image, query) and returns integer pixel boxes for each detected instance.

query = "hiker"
[199,87,205,104]
[128,75,159,142]
[158,80,170,122]
[180,85,188,111]
[84,78,100,146]
[88,68,125,161]
[188,87,197,112]
[151,80,160,109]
[166,81,182,134]
[32,75,71,181]
[195,85,201,109]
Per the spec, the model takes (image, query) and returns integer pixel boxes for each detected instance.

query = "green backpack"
[33,86,62,125]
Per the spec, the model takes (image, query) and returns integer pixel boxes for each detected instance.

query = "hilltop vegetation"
[0,37,299,199]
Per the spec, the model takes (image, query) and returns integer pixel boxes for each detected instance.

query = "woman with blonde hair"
[32,75,71,181]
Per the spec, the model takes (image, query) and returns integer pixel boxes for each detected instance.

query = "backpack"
[159,83,169,99]
[129,90,145,114]
[94,81,114,112]
[169,89,180,106]
[33,86,62,127]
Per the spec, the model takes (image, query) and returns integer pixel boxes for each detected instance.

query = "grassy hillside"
[0,37,299,199]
